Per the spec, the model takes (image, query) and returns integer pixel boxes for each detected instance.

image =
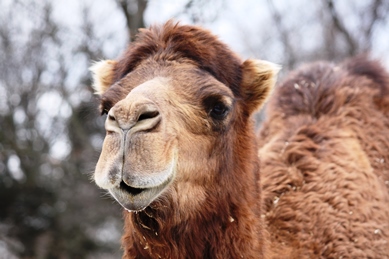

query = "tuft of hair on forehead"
[112,20,243,97]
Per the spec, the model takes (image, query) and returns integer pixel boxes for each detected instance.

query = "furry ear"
[89,60,117,95]
[241,59,280,114]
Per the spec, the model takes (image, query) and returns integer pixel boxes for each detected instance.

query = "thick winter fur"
[259,56,389,258]
[111,21,244,96]
[92,21,389,259]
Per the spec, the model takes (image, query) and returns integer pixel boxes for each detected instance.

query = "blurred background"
[0,0,388,258]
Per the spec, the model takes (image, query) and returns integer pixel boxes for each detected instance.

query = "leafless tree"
[116,0,147,41]
[1,0,388,258]
[257,0,389,72]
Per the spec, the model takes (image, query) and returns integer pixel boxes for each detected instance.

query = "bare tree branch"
[116,0,147,41]
[181,0,225,24]
[267,0,296,69]
[325,0,358,55]
[363,0,386,50]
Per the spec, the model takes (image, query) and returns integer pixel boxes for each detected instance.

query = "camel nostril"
[108,114,116,121]
[138,110,160,122]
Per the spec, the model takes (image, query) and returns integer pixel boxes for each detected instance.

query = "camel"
[90,21,389,258]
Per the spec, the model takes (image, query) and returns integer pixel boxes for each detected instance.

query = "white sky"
[5,0,389,162]
[48,0,389,67]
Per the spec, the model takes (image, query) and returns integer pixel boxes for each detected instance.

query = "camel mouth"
[109,177,172,212]
[119,181,146,196]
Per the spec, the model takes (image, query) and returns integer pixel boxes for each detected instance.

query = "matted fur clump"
[90,21,389,258]
[259,56,389,258]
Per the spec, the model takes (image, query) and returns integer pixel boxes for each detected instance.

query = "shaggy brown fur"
[91,21,389,258]
[111,22,243,94]
[259,56,389,258]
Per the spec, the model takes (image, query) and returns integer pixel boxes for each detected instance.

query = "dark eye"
[100,97,114,116]
[99,102,111,116]
[210,102,228,120]
[101,108,109,116]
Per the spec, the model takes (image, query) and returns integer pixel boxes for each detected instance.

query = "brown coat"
[90,22,389,258]
[259,57,389,258]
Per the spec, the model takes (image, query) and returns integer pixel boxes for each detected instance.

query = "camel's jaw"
[108,175,173,212]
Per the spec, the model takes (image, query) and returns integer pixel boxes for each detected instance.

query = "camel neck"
[122,165,265,258]
[121,122,267,258]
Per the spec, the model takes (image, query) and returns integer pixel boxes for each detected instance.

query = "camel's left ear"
[240,59,280,115]
[89,60,117,95]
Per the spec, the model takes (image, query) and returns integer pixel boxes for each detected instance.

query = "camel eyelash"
[202,95,232,120]
[99,103,112,116]
[101,108,109,116]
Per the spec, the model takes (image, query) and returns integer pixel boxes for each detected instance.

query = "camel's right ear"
[89,60,117,95]
[240,59,281,115]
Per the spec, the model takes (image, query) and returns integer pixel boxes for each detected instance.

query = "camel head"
[90,22,280,212]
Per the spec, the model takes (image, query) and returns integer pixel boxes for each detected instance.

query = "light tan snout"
[94,77,177,211]
[106,95,161,134]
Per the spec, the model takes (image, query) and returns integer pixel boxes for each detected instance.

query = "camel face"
[93,61,238,211]
[90,22,389,258]
[90,22,279,215]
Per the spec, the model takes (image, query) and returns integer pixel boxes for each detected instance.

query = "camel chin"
[106,163,176,212]
[108,178,172,212]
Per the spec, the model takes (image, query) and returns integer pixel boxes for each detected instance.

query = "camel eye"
[101,108,109,116]
[100,97,115,116]
[210,102,229,120]
[100,101,112,116]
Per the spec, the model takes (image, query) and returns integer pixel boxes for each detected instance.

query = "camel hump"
[268,56,389,119]
[342,55,389,101]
